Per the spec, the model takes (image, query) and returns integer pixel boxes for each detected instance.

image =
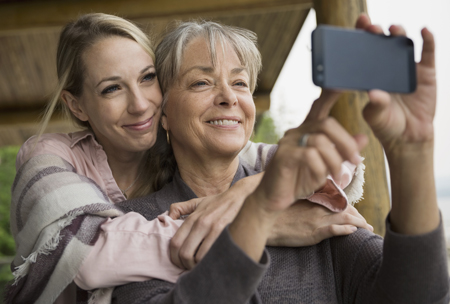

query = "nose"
[214,83,238,108]
[127,86,149,115]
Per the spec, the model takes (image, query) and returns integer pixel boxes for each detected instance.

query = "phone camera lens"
[317,64,324,72]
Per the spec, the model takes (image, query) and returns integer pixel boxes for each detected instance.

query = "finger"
[364,89,391,130]
[286,118,362,165]
[314,224,357,243]
[366,24,384,35]
[329,211,373,231]
[314,118,362,165]
[168,200,199,219]
[194,227,223,264]
[420,27,435,68]
[344,205,364,218]
[389,24,407,37]
[355,13,371,30]
[306,89,341,121]
[342,205,373,231]
[307,134,343,179]
[178,217,214,269]
[353,134,369,151]
[170,217,197,268]
[328,224,358,236]
[295,148,328,198]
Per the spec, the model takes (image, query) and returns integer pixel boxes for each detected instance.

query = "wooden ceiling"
[0,0,312,146]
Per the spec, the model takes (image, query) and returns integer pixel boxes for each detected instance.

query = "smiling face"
[162,37,255,161]
[65,36,162,156]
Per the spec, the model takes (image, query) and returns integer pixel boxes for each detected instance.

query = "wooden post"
[313,0,390,236]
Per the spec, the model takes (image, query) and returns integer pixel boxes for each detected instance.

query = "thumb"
[363,89,391,128]
[168,200,199,219]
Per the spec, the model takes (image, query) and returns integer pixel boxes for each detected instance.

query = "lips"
[122,116,153,131]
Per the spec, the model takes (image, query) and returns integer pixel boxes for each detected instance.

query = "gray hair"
[155,20,262,106]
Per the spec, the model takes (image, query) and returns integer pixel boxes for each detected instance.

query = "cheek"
[144,86,163,108]
[243,97,256,123]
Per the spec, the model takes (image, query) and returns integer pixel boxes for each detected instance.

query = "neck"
[102,144,146,193]
[174,148,240,198]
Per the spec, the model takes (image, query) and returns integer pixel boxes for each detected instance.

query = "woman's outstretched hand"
[356,14,439,235]
[356,14,436,150]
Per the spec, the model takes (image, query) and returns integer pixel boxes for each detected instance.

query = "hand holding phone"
[312,25,416,93]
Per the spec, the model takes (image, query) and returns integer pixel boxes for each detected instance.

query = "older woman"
[113,17,448,303]
[8,13,369,304]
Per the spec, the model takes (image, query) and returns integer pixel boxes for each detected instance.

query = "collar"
[69,130,102,149]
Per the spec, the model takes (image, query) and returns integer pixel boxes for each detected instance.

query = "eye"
[234,81,248,87]
[193,81,208,87]
[101,85,120,95]
[142,72,156,82]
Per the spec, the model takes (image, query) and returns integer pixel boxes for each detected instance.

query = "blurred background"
[0,0,448,297]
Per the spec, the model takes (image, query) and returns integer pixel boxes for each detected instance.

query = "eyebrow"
[180,66,214,77]
[180,66,246,77]
[231,67,246,75]
[95,65,154,88]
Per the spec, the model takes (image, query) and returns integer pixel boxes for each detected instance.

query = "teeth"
[209,120,239,125]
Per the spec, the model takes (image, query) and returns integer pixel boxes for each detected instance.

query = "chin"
[127,137,157,153]
[213,141,246,157]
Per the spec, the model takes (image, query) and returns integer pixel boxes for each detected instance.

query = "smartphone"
[311,25,416,93]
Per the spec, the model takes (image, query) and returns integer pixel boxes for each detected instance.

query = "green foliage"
[0,146,18,257]
[0,146,19,294]
[252,111,280,144]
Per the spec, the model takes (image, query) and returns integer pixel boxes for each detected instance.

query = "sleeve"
[330,213,450,304]
[112,227,269,304]
[75,212,186,289]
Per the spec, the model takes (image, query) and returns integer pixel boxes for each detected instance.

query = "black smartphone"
[311,25,416,93]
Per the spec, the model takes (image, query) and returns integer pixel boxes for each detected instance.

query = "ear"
[161,114,169,131]
[61,90,89,121]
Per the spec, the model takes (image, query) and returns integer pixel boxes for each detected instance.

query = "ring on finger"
[298,133,311,147]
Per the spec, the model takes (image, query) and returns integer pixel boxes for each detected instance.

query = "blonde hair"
[37,13,157,198]
[149,20,263,189]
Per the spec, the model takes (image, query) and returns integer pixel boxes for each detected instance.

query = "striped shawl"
[5,154,123,304]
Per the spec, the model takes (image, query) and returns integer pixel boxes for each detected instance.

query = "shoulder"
[16,131,93,170]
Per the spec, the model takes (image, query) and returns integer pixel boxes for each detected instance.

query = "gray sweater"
[115,160,450,304]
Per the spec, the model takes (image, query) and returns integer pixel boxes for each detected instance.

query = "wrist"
[385,139,434,165]
[229,192,278,262]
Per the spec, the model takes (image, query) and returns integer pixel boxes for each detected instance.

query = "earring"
[166,130,170,145]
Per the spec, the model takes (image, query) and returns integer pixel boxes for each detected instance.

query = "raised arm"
[330,15,448,304]
[357,15,440,235]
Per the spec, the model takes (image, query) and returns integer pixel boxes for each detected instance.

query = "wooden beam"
[0,109,80,147]
[313,0,390,236]
[254,92,271,114]
[0,0,312,32]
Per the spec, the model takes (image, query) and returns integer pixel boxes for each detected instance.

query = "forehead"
[179,37,243,73]
[82,36,154,78]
